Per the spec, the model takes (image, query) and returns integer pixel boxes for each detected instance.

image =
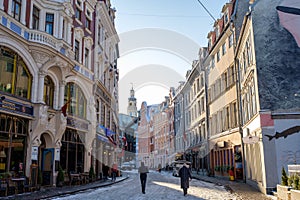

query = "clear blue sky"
[110,0,229,113]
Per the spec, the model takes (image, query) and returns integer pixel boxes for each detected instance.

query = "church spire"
[127,83,137,117]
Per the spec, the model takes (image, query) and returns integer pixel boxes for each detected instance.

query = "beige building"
[206,2,243,179]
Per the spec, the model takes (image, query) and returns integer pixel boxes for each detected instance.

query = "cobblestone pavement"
[1,171,277,200]
[191,171,276,200]
[1,176,129,200]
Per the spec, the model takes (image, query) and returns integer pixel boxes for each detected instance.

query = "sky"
[110,0,229,114]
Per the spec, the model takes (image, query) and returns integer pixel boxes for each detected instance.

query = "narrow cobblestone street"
[1,170,277,200]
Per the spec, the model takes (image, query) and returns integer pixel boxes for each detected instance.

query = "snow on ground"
[52,170,236,200]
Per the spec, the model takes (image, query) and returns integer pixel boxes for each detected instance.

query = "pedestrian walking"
[138,162,149,194]
[179,162,192,196]
[112,163,118,182]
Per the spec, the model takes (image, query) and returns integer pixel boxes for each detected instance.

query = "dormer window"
[224,11,229,24]
[215,27,219,38]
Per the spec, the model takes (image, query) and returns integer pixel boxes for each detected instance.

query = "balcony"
[0,10,72,59]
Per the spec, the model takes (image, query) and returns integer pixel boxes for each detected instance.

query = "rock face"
[252,0,300,111]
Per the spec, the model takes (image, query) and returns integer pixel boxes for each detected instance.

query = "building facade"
[0,0,119,187]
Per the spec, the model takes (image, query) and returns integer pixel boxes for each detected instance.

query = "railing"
[28,30,57,48]
[0,10,72,58]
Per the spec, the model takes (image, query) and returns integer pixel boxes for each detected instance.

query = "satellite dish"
[242,135,259,144]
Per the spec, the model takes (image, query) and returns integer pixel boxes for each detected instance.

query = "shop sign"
[32,146,38,160]
[55,148,60,161]
[0,98,33,116]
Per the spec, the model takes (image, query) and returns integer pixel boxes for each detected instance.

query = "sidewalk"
[191,171,276,200]
[1,176,129,200]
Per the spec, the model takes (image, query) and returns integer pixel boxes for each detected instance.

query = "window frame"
[32,5,40,30]
[45,13,54,35]
[11,0,22,21]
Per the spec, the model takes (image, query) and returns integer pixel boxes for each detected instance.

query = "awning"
[97,134,108,143]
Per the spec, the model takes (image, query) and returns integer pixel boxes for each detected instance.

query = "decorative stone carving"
[56,139,62,147]
[31,51,51,65]
[63,2,75,18]
[32,136,41,146]
[84,36,94,49]
[39,105,49,125]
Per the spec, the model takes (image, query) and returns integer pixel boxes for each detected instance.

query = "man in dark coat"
[138,162,149,194]
[179,162,192,196]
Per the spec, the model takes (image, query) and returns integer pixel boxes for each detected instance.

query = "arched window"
[0,46,32,99]
[64,82,86,118]
[43,76,54,108]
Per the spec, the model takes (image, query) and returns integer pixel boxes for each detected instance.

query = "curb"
[40,177,129,199]
[3,177,129,200]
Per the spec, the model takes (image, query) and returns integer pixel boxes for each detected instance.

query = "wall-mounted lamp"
[0,147,6,158]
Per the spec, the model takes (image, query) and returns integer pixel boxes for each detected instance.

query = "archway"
[39,133,54,186]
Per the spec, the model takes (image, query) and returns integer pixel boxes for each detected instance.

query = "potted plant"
[57,165,64,187]
[277,167,291,200]
[37,167,43,190]
[89,165,95,182]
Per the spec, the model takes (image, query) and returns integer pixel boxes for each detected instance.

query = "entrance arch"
[39,133,54,186]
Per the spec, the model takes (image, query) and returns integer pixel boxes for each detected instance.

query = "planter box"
[291,189,300,200]
[277,184,291,200]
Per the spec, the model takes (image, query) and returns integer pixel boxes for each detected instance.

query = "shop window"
[64,82,86,118]
[0,114,28,174]
[60,129,85,173]
[0,46,32,99]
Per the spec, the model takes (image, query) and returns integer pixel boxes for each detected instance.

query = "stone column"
[21,0,27,25]
[0,0,4,10]
[58,15,64,39]
[37,70,47,103]
[59,81,66,108]
[67,22,72,45]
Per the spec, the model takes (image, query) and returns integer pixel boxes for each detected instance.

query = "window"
[224,12,229,24]
[211,55,215,68]
[217,50,220,62]
[43,76,54,108]
[85,18,91,30]
[222,43,226,55]
[0,46,32,99]
[84,48,89,68]
[75,7,81,21]
[75,0,82,21]
[45,13,54,35]
[32,6,40,29]
[64,82,86,118]
[60,129,85,173]
[74,40,80,62]
[11,0,21,21]
[85,10,91,30]
[229,34,233,48]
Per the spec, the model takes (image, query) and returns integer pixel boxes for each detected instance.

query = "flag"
[61,99,71,117]
[122,136,127,147]
[107,135,117,146]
